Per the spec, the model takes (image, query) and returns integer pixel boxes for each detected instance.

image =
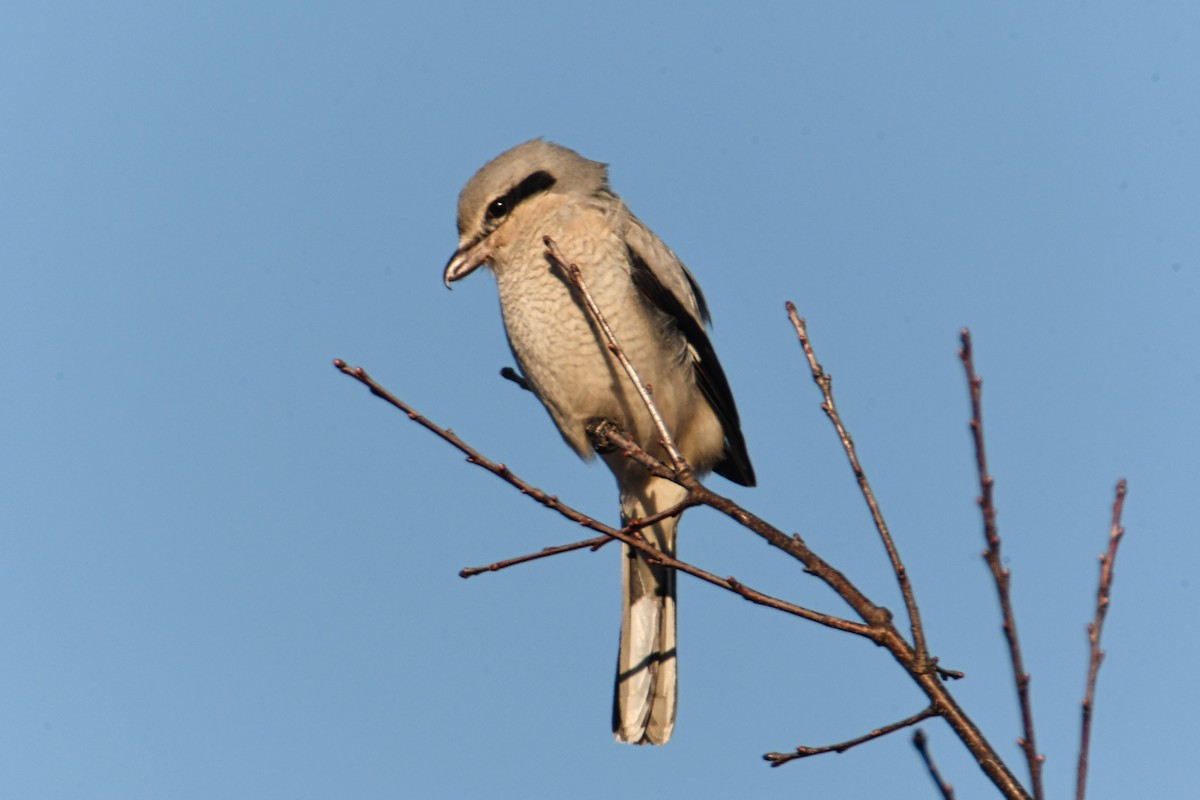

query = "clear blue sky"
[2,3,1196,798]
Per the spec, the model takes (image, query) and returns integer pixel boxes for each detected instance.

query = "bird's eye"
[483,171,556,224]
[486,197,509,220]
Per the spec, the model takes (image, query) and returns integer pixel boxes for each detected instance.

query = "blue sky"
[2,3,1196,798]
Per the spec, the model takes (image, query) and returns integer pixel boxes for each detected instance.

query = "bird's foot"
[499,366,533,393]
[585,418,623,454]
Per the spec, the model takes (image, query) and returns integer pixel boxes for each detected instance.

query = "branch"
[913,729,956,800]
[458,496,702,579]
[788,303,930,666]
[764,706,938,767]
[960,329,1044,800]
[1075,478,1128,800]
[458,482,693,581]
[460,534,611,578]
[332,359,869,636]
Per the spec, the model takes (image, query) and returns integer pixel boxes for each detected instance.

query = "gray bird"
[444,140,755,745]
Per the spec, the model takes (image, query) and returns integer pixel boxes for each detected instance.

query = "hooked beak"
[443,235,493,288]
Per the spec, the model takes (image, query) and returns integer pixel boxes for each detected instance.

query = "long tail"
[613,476,687,745]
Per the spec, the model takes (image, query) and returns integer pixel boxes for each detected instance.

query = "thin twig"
[715,575,873,631]
[960,329,1044,800]
[913,729,956,800]
[625,493,698,530]
[460,489,695,580]
[1075,478,1128,800]
[332,359,869,637]
[460,534,611,578]
[543,236,691,478]
[788,304,930,668]
[764,706,939,767]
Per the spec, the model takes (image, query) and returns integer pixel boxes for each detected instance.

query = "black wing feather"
[627,245,755,487]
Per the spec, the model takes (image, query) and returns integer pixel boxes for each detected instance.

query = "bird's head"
[443,139,608,287]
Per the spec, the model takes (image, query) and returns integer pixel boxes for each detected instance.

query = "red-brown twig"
[332,359,869,637]
[460,534,611,578]
[913,729,956,800]
[1075,479,1128,800]
[764,706,939,767]
[960,329,1043,800]
[459,491,695,579]
[788,304,930,668]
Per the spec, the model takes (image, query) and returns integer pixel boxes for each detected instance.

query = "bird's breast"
[491,225,656,450]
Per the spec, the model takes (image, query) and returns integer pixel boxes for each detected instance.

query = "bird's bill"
[442,238,492,288]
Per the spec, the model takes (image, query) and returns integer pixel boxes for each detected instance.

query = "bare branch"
[720,576,872,634]
[913,729,956,800]
[764,706,939,767]
[787,304,930,667]
[959,329,1044,800]
[624,492,698,530]
[460,534,611,578]
[332,359,868,636]
[461,489,693,582]
[1075,478,1128,800]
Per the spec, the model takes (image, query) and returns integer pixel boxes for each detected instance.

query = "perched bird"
[444,140,755,745]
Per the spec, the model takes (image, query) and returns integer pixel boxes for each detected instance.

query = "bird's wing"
[621,211,756,487]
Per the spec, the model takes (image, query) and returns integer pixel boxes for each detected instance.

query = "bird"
[443,140,755,745]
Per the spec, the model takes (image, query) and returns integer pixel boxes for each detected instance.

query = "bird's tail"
[613,476,686,745]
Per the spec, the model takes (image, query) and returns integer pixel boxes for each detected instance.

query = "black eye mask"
[485,170,557,222]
